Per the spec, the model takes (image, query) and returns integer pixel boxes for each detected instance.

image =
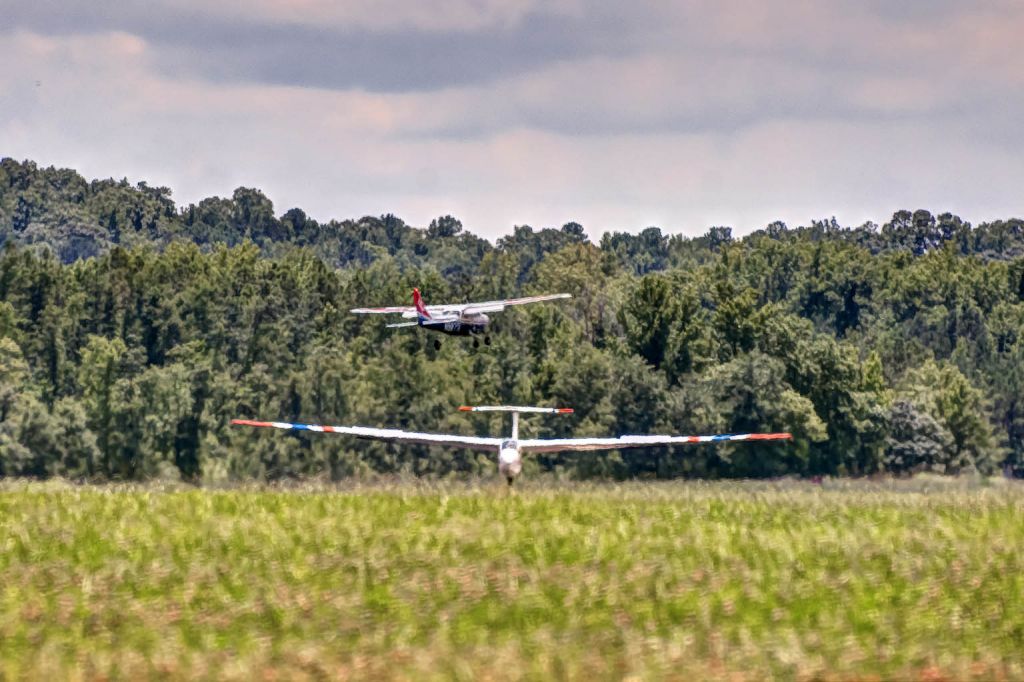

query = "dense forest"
[2,157,1024,481]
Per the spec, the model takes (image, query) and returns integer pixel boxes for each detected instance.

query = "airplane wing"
[463,293,571,316]
[349,305,416,315]
[232,419,503,450]
[349,305,468,318]
[519,432,792,453]
[351,294,570,317]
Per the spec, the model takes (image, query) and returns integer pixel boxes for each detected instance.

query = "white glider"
[233,406,792,486]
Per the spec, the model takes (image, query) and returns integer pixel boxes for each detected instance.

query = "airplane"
[350,288,572,349]
[232,406,793,486]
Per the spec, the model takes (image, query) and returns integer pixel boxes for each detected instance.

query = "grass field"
[2,478,1024,680]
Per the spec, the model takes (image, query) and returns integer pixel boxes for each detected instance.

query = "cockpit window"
[501,439,518,449]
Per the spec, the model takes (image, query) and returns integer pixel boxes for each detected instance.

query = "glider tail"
[459,406,573,442]
[413,287,431,320]
[458,406,574,414]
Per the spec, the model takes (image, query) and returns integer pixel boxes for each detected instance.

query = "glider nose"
[498,447,522,478]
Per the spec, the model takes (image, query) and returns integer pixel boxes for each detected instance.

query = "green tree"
[883,400,954,475]
[899,361,1003,473]
[426,215,463,239]
[701,353,827,477]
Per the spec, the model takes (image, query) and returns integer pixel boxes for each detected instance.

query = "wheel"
[473,337,480,349]
[484,335,491,346]
[433,338,442,350]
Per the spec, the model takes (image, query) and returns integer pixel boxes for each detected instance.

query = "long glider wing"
[463,293,571,315]
[519,432,792,453]
[232,419,503,450]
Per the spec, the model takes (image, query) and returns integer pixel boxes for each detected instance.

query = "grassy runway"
[2,479,1023,680]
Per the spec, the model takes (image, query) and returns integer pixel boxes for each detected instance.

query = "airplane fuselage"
[496,411,525,485]
[498,440,523,483]
[420,313,489,336]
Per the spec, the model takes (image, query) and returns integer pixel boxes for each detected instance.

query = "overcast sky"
[2,1,1023,239]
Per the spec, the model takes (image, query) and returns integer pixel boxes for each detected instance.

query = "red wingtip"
[458,406,473,411]
[232,419,268,427]
[556,408,575,414]
[746,433,794,441]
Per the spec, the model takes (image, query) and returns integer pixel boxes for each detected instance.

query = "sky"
[2,1,1023,240]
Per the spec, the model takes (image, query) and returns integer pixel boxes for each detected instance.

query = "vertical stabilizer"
[412,287,431,320]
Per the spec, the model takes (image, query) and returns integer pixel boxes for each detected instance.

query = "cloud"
[0,0,585,34]
[0,2,1022,239]
[0,0,607,91]
[200,0,586,33]
[5,1,1024,98]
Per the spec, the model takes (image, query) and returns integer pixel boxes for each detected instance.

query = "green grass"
[2,478,1024,680]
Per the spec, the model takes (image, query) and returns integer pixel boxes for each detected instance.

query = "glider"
[351,288,571,349]
[232,406,793,486]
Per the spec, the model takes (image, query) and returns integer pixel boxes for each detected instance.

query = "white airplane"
[351,288,572,349]
[232,406,793,486]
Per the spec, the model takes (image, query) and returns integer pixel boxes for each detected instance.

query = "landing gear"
[433,339,442,350]
[484,335,491,346]
[473,337,480,349]
[506,476,515,487]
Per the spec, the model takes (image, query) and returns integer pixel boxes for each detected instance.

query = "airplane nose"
[499,448,522,478]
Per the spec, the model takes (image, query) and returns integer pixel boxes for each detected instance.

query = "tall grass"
[1,479,1023,679]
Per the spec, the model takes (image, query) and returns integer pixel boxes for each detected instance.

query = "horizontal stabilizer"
[350,306,414,314]
[459,406,574,414]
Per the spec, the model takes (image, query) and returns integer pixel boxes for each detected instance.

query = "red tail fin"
[413,287,431,319]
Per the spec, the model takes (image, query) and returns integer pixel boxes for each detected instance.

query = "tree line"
[1,157,1023,481]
